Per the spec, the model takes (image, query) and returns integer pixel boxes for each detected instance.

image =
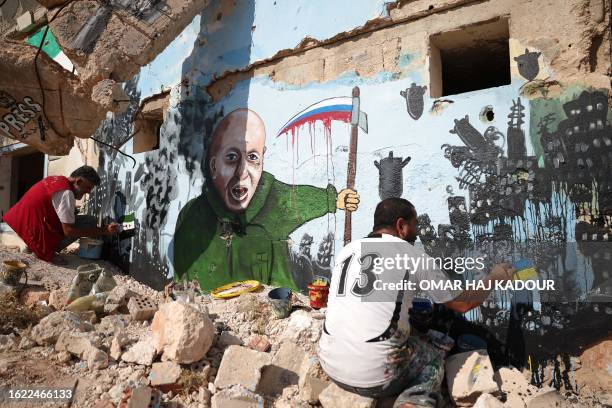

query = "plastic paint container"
[268,287,293,319]
[409,297,433,334]
[79,238,103,259]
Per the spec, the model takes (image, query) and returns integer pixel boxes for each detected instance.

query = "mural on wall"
[173,105,362,292]
[96,2,612,390]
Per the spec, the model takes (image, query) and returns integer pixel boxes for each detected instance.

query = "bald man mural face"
[208,109,266,212]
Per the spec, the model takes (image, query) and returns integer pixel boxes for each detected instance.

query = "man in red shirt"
[3,166,120,263]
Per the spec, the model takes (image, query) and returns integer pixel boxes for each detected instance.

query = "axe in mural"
[277,87,368,244]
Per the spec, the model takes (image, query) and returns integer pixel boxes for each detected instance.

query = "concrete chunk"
[445,350,498,406]
[215,345,272,392]
[30,311,94,346]
[319,383,375,408]
[211,385,265,408]
[151,301,214,364]
[148,361,182,392]
[121,336,158,366]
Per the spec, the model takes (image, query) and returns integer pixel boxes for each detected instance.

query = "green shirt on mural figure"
[173,171,338,292]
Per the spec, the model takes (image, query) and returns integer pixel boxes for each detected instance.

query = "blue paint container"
[78,238,103,260]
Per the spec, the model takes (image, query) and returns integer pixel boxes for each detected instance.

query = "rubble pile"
[0,247,609,407]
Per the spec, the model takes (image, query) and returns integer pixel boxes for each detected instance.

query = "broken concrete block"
[30,311,94,346]
[494,367,538,407]
[258,341,308,396]
[121,336,158,366]
[445,350,498,406]
[245,334,270,352]
[104,286,138,314]
[319,383,375,408]
[55,331,108,369]
[121,386,162,408]
[98,315,131,336]
[151,301,214,364]
[215,345,272,392]
[16,11,34,32]
[148,361,182,392]
[299,357,330,404]
[19,287,50,306]
[128,296,158,321]
[211,384,265,408]
[48,289,67,310]
[525,387,567,408]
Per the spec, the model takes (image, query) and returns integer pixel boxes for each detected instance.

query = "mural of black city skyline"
[413,89,611,382]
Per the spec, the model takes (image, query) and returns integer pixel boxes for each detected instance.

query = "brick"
[446,350,499,407]
[128,296,158,321]
[319,383,375,408]
[121,386,162,408]
[215,345,272,392]
[245,334,270,352]
[148,361,182,392]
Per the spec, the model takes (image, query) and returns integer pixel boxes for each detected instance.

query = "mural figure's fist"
[337,189,360,212]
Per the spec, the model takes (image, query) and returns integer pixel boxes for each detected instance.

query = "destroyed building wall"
[86,0,611,385]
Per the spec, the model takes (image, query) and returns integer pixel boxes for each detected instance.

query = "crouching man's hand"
[488,263,515,282]
[105,222,121,235]
[337,188,360,212]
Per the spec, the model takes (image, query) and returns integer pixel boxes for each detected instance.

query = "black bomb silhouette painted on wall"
[374,151,411,200]
[514,49,541,81]
[400,83,427,120]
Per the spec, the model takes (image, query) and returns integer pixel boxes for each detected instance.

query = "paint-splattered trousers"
[332,337,445,408]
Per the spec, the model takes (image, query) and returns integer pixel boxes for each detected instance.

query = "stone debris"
[245,333,270,352]
[210,384,265,408]
[121,336,158,366]
[215,345,272,392]
[445,349,499,406]
[525,387,569,408]
[18,286,50,306]
[473,393,504,408]
[0,247,599,407]
[104,285,138,314]
[151,300,214,364]
[148,361,183,392]
[319,382,376,408]
[494,366,539,407]
[55,331,108,369]
[30,310,94,346]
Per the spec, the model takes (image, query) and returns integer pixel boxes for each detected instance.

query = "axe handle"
[344,88,360,245]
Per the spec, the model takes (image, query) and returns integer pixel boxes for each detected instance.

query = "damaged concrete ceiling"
[0,0,207,155]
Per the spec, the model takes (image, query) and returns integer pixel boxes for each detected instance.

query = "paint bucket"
[408,297,433,334]
[79,238,103,260]
[0,260,28,287]
[268,287,293,319]
[457,334,487,353]
[307,278,330,309]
